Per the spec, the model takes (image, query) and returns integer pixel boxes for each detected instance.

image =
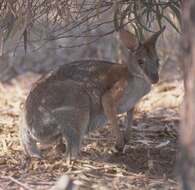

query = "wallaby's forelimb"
[102,79,128,150]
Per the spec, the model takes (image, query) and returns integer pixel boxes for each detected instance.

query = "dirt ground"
[0,63,183,189]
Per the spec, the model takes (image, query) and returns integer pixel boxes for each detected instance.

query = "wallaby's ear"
[119,30,139,51]
[144,26,166,47]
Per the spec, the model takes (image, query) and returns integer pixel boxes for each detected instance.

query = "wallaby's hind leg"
[51,89,90,163]
[62,135,80,165]
[20,126,42,159]
[62,107,90,162]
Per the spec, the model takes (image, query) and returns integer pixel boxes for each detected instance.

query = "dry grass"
[0,70,183,190]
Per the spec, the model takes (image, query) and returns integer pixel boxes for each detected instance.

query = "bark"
[179,1,195,189]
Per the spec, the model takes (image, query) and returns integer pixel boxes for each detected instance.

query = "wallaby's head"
[119,26,165,84]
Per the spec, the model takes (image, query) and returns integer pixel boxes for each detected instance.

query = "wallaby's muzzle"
[150,72,159,84]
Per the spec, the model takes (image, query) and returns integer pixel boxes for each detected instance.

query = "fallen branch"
[4,176,33,190]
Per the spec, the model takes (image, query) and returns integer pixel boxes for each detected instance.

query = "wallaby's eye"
[138,59,144,66]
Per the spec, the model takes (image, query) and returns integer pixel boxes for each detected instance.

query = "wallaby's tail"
[20,111,42,159]
[20,126,42,159]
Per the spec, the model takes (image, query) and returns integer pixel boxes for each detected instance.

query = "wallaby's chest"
[117,77,151,113]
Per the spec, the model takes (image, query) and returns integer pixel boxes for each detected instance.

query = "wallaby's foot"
[124,133,130,144]
[66,159,76,172]
[124,128,133,144]
[124,109,133,144]
[65,155,78,167]
[60,134,81,164]
[115,133,125,151]
[64,151,81,172]
[20,155,32,171]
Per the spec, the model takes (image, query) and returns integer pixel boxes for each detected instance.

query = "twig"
[7,176,33,190]
[85,137,108,141]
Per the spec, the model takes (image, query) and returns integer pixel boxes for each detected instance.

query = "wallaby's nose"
[151,73,159,84]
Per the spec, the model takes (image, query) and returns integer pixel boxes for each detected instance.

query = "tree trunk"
[179,1,195,189]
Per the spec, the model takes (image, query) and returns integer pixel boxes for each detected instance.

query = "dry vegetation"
[0,61,183,189]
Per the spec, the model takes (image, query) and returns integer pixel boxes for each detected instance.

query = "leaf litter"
[0,72,183,190]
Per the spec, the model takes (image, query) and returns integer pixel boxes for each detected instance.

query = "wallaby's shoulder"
[93,63,129,89]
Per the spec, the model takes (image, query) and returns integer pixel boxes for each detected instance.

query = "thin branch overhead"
[0,0,181,49]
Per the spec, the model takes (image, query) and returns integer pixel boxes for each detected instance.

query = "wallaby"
[20,26,165,161]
